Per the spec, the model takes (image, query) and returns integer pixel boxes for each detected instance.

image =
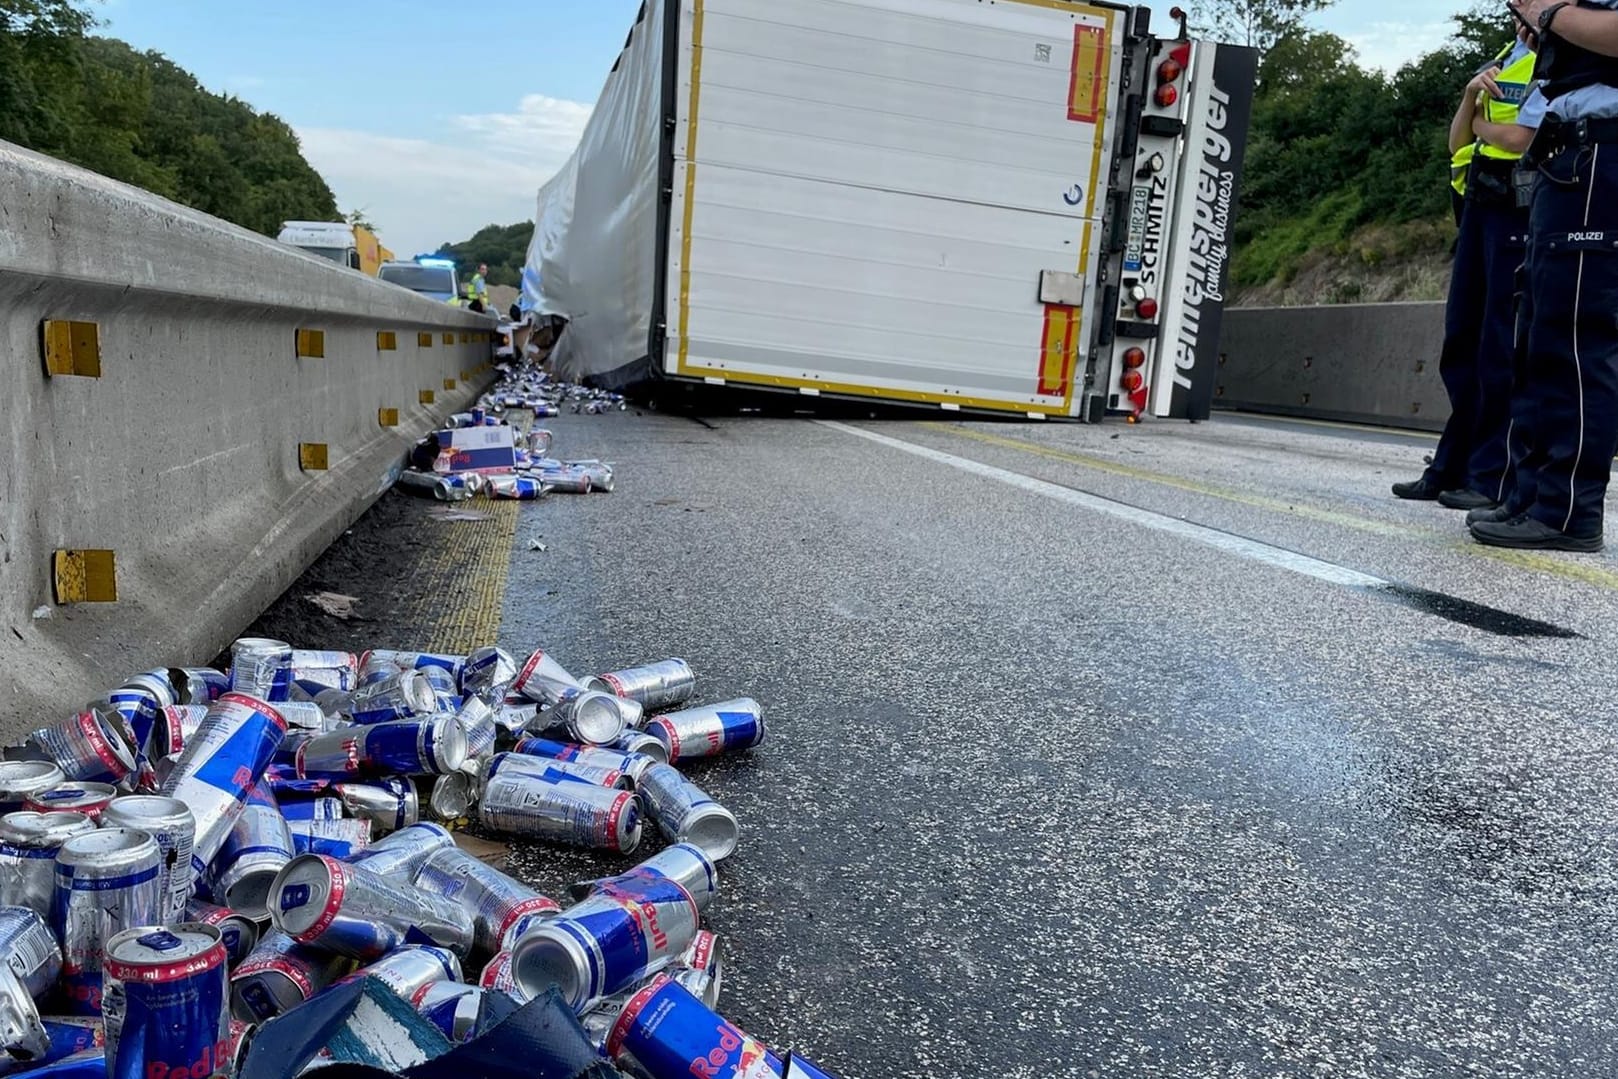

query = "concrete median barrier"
[0,140,496,733]
[1216,303,1448,431]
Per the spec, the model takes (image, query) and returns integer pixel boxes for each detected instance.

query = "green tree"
[434,221,535,287]
[1200,0,1335,53]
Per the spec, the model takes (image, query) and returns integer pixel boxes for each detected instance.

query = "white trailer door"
[665,0,1125,416]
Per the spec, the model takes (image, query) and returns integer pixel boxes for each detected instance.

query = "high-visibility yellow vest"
[1451,45,1536,195]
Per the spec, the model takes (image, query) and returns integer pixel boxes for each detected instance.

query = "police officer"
[1469,0,1618,551]
[1393,42,1543,509]
[471,263,490,307]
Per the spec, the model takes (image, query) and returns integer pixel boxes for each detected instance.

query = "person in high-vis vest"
[1467,0,1618,552]
[1392,41,1544,511]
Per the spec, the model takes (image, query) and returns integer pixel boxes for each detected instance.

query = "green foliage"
[1234,3,1519,289]
[0,0,337,235]
[435,222,534,288]
[1201,0,1334,53]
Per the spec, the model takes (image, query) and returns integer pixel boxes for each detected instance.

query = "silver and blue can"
[101,923,229,1079]
[645,698,765,764]
[25,710,136,787]
[166,668,230,707]
[418,667,462,712]
[411,982,484,1043]
[24,784,116,823]
[287,818,371,859]
[340,945,461,1000]
[0,762,67,815]
[158,692,288,869]
[52,828,163,1015]
[486,752,631,790]
[0,810,94,920]
[228,931,350,1023]
[207,782,295,920]
[570,843,720,913]
[459,647,517,705]
[607,976,841,1079]
[612,729,669,764]
[345,821,454,879]
[531,690,629,747]
[183,898,259,969]
[278,797,343,823]
[476,950,527,1003]
[345,670,438,726]
[414,846,560,956]
[478,772,641,853]
[638,764,740,862]
[228,639,294,703]
[98,796,195,924]
[0,905,64,998]
[289,650,358,695]
[267,854,475,960]
[511,737,657,785]
[509,873,701,1011]
[335,779,418,835]
[452,698,499,763]
[361,651,465,680]
[585,659,697,712]
[295,717,466,778]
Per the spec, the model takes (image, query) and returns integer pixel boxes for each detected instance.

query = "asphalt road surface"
[491,406,1618,1079]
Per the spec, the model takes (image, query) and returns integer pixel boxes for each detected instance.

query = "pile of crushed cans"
[395,420,614,504]
[0,639,838,1078]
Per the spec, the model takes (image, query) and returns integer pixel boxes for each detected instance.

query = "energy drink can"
[335,779,417,835]
[267,854,475,960]
[459,647,517,705]
[486,752,631,790]
[0,762,66,815]
[645,698,765,764]
[452,698,499,762]
[487,475,546,500]
[183,899,259,969]
[345,672,439,726]
[671,930,722,1009]
[425,772,475,822]
[158,693,288,869]
[98,796,195,924]
[534,690,629,746]
[208,782,295,920]
[414,846,561,956]
[101,923,229,1079]
[511,737,657,785]
[607,976,841,1079]
[509,873,701,1011]
[52,828,163,1015]
[532,467,591,494]
[638,764,740,862]
[411,982,484,1042]
[418,667,462,713]
[24,784,116,822]
[106,673,174,756]
[0,811,96,917]
[612,729,669,764]
[228,639,294,703]
[345,821,454,879]
[341,945,461,1000]
[165,668,230,707]
[35,1017,103,1065]
[361,651,465,679]
[229,931,350,1023]
[478,772,641,853]
[149,705,207,762]
[0,905,63,997]
[510,650,584,708]
[278,797,342,822]
[476,950,528,1003]
[288,651,358,695]
[570,843,720,913]
[0,960,49,1065]
[295,717,466,778]
[585,659,697,712]
[24,710,136,787]
[564,460,615,493]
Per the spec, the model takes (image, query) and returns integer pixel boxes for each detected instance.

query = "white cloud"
[295,94,591,257]
[1341,20,1454,73]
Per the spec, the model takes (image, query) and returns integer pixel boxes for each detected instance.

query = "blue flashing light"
[416,256,456,268]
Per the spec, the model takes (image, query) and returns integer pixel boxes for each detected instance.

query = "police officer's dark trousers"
[1427,187,1526,497]
[1510,140,1618,538]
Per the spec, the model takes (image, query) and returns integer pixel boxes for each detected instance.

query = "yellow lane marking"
[918,423,1618,592]
[406,499,519,653]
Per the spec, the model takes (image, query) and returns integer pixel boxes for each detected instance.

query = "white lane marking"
[818,421,1388,589]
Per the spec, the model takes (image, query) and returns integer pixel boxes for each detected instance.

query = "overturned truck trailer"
[527,0,1255,421]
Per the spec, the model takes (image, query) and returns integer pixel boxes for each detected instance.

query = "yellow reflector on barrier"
[418,332,433,348]
[379,408,400,427]
[443,378,456,390]
[296,329,325,359]
[420,390,436,405]
[459,332,469,344]
[460,370,470,380]
[442,332,454,345]
[299,443,329,471]
[52,549,117,604]
[42,320,102,378]
[377,331,397,351]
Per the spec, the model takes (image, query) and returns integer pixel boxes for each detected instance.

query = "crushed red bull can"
[585,659,697,712]
[478,771,641,853]
[0,762,66,814]
[266,853,475,960]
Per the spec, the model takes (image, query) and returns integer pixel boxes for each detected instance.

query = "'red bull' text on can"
[585,659,697,712]
[510,872,702,1011]
[267,854,475,960]
[414,846,561,955]
[52,828,163,1015]
[0,811,96,916]
[158,693,288,870]
[645,698,765,764]
[478,772,641,853]
[229,931,350,1023]
[101,923,229,1079]
[608,976,842,1079]
[99,796,195,924]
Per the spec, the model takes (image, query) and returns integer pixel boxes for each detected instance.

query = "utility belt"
[1525,116,1618,166]
[1467,154,1526,209]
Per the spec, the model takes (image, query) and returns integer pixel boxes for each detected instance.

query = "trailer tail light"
[1137,297,1159,320]
[1123,347,1147,370]
[1154,84,1178,108]
[1120,369,1145,393]
[1157,58,1183,84]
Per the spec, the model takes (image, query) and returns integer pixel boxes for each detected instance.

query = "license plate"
[1123,185,1150,273]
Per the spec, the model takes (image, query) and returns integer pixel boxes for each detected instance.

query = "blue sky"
[98,0,1469,256]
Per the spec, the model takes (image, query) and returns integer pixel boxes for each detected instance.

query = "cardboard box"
[434,425,516,475]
